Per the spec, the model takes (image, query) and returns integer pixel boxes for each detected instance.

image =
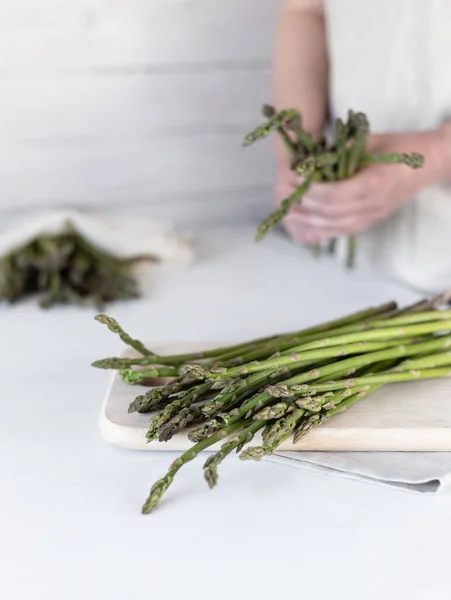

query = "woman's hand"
[277,128,451,244]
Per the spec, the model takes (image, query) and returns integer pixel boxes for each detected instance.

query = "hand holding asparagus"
[244,106,425,267]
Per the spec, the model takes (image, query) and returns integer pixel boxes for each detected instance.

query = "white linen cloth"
[0,210,193,264]
[266,452,451,494]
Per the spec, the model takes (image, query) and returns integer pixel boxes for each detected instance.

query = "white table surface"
[2,225,451,600]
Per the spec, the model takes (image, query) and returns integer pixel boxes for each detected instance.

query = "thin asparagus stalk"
[335,117,348,182]
[347,113,370,177]
[255,171,322,242]
[271,367,451,397]
[242,108,299,149]
[204,338,420,379]
[346,235,357,270]
[142,419,250,513]
[94,315,153,356]
[283,320,451,352]
[361,152,425,169]
[391,351,451,371]
[286,116,316,153]
[327,238,337,255]
[273,309,451,356]
[312,242,322,258]
[369,309,451,325]
[345,113,369,268]
[92,334,283,369]
[261,104,299,154]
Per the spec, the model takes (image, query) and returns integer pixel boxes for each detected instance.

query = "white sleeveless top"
[323,0,451,292]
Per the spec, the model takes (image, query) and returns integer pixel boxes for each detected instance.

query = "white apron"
[325,0,451,292]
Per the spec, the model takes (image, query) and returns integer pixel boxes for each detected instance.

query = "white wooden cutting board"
[99,342,451,451]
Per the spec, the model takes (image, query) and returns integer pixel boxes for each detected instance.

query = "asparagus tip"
[178,364,209,380]
[403,152,424,169]
[240,446,266,461]
[91,359,106,369]
[261,104,276,119]
[255,228,267,243]
[254,402,288,420]
[204,466,218,489]
[141,479,168,514]
[94,314,120,332]
[120,369,143,384]
[91,357,124,369]
[265,384,293,398]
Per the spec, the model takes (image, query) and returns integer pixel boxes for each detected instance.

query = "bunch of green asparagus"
[93,291,451,513]
[243,105,424,267]
[0,233,153,308]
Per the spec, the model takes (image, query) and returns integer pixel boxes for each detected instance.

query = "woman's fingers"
[301,195,377,217]
[284,209,379,239]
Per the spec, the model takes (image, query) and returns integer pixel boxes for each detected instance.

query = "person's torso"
[324,0,451,292]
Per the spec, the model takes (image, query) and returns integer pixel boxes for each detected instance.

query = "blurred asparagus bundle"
[93,291,451,513]
[0,233,153,308]
[243,105,424,267]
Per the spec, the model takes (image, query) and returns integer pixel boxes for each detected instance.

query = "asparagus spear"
[94,315,153,356]
[255,171,322,242]
[361,152,425,168]
[142,419,250,513]
[276,367,451,396]
[242,107,299,153]
[347,113,370,177]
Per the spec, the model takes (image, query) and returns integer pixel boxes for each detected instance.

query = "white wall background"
[0,0,281,226]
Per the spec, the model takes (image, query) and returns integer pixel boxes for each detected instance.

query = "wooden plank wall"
[0,0,281,226]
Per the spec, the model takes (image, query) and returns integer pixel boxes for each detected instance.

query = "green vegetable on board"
[92,290,451,513]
